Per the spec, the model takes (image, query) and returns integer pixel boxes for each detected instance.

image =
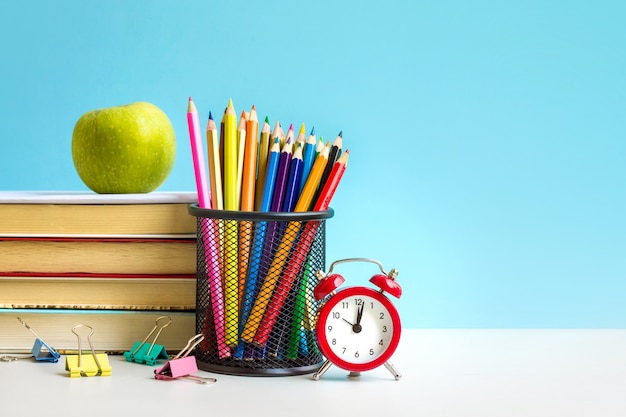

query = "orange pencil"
[238,105,258,311]
[294,143,330,212]
[240,106,258,212]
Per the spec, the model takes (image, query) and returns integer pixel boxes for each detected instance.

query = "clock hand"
[356,303,364,325]
[351,303,364,333]
[342,318,354,326]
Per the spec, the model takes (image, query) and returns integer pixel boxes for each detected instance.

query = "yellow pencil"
[295,123,306,143]
[241,144,330,343]
[223,98,239,346]
[206,113,223,210]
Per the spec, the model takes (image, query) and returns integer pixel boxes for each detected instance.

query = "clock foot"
[384,361,402,380]
[312,359,333,380]
[348,371,361,378]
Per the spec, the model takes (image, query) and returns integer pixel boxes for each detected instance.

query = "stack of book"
[0,191,198,354]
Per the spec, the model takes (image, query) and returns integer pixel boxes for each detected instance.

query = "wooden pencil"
[206,112,223,210]
[238,105,259,312]
[298,127,316,196]
[235,110,248,210]
[314,131,342,204]
[254,117,271,211]
[223,98,239,346]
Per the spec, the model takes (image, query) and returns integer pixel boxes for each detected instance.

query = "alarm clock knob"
[314,273,345,300]
[369,269,402,298]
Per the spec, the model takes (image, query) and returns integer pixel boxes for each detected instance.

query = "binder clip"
[17,317,60,363]
[124,315,171,365]
[155,334,216,384]
[65,324,112,378]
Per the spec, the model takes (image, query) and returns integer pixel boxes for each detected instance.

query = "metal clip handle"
[71,324,102,372]
[173,334,205,360]
[129,315,172,358]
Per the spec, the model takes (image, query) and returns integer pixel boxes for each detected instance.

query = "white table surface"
[1,329,625,417]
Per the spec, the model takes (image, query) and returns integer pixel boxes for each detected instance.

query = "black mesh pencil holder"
[188,204,333,376]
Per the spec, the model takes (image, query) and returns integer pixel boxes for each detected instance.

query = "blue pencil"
[282,144,304,213]
[234,138,281,358]
[256,137,293,296]
[298,127,316,196]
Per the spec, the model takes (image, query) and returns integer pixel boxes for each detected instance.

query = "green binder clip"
[124,315,171,366]
[65,324,112,377]
[17,317,61,363]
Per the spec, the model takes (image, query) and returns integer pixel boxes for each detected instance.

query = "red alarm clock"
[312,258,402,380]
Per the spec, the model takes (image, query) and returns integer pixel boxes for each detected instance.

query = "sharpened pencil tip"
[310,127,315,135]
[208,111,213,120]
[338,131,342,137]
[265,116,269,123]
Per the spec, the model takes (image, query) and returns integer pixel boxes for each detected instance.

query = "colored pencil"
[186,97,230,358]
[206,112,223,210]
[314,131,342,206]
[235,110,248,210]
[223,99,239,346]
[284,124,294,150]
[271,120,282,147]
[241,144,330,344]
[223,99,238,210]
[238,105,259,312]
[315,137,325,154]
[295,143,330,212]
[240,106,258,212]
[282,144,304,213]
[286,259,309,359]
[270,137,293,213]
[252,151,349,346]
[206,112,225,299]
[255,137,293,308]
[187,98,210,208]
[235,139,281,355]
[295,123,306,150]
[298,127,316,196]
[254,117,271,211]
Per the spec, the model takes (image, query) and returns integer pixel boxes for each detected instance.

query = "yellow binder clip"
[65,324,112,378]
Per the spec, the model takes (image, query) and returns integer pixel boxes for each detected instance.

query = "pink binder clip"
[154,334,216,384]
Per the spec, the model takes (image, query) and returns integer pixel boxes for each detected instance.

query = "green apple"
[72,101,176,194]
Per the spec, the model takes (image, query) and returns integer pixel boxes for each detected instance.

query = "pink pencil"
[187,97,230,358]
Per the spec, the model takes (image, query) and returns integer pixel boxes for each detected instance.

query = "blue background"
[1,1,624,328]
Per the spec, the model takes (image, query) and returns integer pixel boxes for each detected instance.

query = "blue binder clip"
[124,315,171,365]
[17,317,60,363]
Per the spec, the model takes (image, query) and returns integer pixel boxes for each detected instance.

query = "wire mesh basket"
[188,204,333,376]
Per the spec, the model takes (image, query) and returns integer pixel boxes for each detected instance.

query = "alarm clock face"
[317,286,401,372]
